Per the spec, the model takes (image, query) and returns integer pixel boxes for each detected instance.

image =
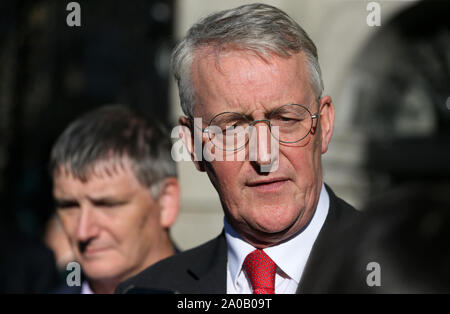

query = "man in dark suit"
[117,3,359,294]
[50,105,180,293]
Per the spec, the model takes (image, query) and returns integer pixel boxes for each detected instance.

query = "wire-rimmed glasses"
[200,104,319,151]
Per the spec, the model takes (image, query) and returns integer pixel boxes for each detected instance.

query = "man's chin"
[78,252,123,277]
[82,262,125,282]
[244,218,301,247]
[255,206,301,229]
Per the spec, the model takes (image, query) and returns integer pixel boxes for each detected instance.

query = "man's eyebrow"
[87,196,128,205]
[238,106,290,119]
[54,198,79,207]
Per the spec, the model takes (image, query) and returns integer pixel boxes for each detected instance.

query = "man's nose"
[252,121,272,165]
[75,206,99,242]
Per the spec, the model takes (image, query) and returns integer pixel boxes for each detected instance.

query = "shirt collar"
[225,183,329,286]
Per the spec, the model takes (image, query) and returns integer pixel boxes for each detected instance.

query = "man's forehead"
[53,158,138,188]
[191,49,313,117]
[193,47,307,76]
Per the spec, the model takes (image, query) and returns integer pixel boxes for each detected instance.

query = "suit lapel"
[296,185,358,293]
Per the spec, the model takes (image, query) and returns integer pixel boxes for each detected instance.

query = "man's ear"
[318,96,335,154]
[179,116,205,172]
[158,177,180,229]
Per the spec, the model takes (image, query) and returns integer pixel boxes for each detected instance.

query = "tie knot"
[243,249,277,294]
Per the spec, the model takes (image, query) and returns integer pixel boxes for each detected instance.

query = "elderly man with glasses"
[117,3,359,294]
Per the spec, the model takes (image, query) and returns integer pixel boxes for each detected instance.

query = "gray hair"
[49,105,177,198]
[171,3,324,118]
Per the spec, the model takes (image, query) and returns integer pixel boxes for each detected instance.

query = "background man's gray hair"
[50,105,177,198]
[171,3,324,118]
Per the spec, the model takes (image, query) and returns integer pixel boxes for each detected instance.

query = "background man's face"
[189,49,334,246]
[53,160,166,282]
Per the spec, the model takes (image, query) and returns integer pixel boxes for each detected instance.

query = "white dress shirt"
[81,281,94,294]
[225,183,329,294]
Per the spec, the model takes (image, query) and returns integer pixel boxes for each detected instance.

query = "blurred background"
[0,0,449,291]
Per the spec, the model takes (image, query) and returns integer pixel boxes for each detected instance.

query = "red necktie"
[243,249,277,294]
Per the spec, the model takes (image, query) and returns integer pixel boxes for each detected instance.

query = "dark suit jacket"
[54,246,181,294]
[116,185,359,294]
[0,229,60,293]
[54,282,83,294]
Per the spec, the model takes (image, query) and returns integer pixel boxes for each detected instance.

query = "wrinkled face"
[53,160,167,283]
[186,50,334,247]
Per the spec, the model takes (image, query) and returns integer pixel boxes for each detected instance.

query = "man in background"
[50,105,179,293]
